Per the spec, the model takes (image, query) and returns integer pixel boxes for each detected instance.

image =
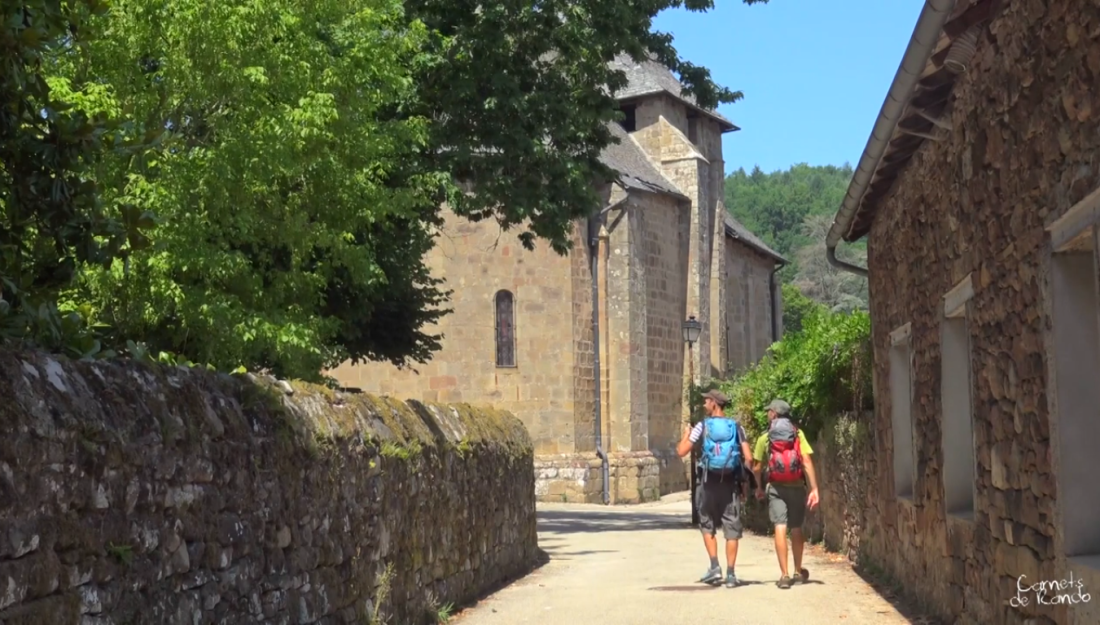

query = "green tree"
[41,0,771,379]
[407,0,770,253]
[54,0,443,379]
[791,214,868,311]
[780,282,823,334]
[1,0,154,356]
[725,162,856,255]
[724,162,861,285]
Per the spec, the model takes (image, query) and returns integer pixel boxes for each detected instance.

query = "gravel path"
[453,495,918,625]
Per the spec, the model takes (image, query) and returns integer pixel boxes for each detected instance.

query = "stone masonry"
[332,57,785,505]
[0,348,537,624]
[849,2,1100,623]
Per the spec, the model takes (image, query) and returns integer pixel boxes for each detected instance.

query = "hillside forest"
[717,163,873,433]
[723,163,869,321]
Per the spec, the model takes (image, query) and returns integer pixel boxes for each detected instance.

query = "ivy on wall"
[717,308,873,441]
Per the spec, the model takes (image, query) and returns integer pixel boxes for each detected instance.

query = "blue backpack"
[699,417,742,472]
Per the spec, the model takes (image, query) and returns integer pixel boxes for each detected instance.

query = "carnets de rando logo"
[1011,573,1091,607]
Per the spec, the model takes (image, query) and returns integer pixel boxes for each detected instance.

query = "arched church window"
[495,290,516,367]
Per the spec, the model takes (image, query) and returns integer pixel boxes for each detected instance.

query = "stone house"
[332,56,785,504]
[824,0,1100,623]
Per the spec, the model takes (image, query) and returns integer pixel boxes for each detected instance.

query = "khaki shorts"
[767,482,807,528]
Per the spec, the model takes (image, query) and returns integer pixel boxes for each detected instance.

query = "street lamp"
[682,315,702,375]
[682,315,702,526]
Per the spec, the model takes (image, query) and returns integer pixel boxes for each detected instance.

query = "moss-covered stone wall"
[0,348,537,624]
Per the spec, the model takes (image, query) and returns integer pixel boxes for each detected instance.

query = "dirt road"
[454,495,918,625]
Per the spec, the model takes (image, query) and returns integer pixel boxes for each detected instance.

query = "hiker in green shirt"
[751,399,820,589]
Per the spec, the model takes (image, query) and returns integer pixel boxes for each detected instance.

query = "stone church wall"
[724,241,778,375]
[640,192,692,488]
[0,348,537,624]
[857,1,1100,622]
[330,208,578,457]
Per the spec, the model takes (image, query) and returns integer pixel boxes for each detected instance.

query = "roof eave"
[616,90,738,133]
[723,224,787,264]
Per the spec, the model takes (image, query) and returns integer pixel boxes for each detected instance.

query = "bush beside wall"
[0,348,538,624]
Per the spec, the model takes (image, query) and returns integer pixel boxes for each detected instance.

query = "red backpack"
[766,417,805,484]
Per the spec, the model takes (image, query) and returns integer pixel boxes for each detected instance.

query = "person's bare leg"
[773,524,789,577]
[791,527,805,574]
[725,538,738,569]
[702,532,718,559]
[698,530,723,583]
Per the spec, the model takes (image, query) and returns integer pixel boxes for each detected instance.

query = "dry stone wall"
[0,348,537,625]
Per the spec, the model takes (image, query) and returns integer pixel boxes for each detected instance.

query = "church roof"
[610,55,738,132]
[724,214,786,264]
[600,122,687,200]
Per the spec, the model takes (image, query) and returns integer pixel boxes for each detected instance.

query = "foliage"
[780,282,824,334]
[725,163,856,261]
[725,163,869,310]
[12,0,773,379]
[407,0,770,254]
[0,0,156,358]
[686,378,720,426]
[790,214,868,312]
[51,0,447,380]
[718,307,872,440]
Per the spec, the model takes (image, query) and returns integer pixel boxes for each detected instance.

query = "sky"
[653,0,926,175]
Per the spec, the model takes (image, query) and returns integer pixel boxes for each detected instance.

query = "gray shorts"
[767,482,807,528]
[696,472,743,540]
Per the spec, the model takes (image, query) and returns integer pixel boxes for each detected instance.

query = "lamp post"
[682,315,702,526]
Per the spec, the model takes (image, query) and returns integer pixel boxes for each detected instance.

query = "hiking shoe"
[699,565,723,585]
[796,567,810,583]
[777,575,792,589]
[724,571,739,588]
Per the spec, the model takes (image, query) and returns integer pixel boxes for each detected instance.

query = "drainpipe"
[768,261,787,342]
[825,0,958,277]
[827,246,869,278]
[598,225,611,454]
[590,193,628,505]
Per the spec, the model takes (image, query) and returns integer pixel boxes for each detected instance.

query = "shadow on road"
[852,563,945,625]
[538,508,692,534]
[647,578,767,591]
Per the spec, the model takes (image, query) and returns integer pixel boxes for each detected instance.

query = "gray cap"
[702,389,730,407]
[767,399,791,415]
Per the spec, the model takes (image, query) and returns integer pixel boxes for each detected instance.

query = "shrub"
[781,282,825,334]
[719,307,872,441]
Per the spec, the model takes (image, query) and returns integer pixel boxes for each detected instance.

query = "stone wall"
[640,191,692,466]
[859,1,1100,623]
[724,242,778,375]
[533,452,668,504]
[630,97,717,384]
[0,348,538,624]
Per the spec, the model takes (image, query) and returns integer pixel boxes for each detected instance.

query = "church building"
[331,56,785,503]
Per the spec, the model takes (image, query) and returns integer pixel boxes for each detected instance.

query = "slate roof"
[610,55,738,131]
[600,122,687,200]
[724,214,786,264]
